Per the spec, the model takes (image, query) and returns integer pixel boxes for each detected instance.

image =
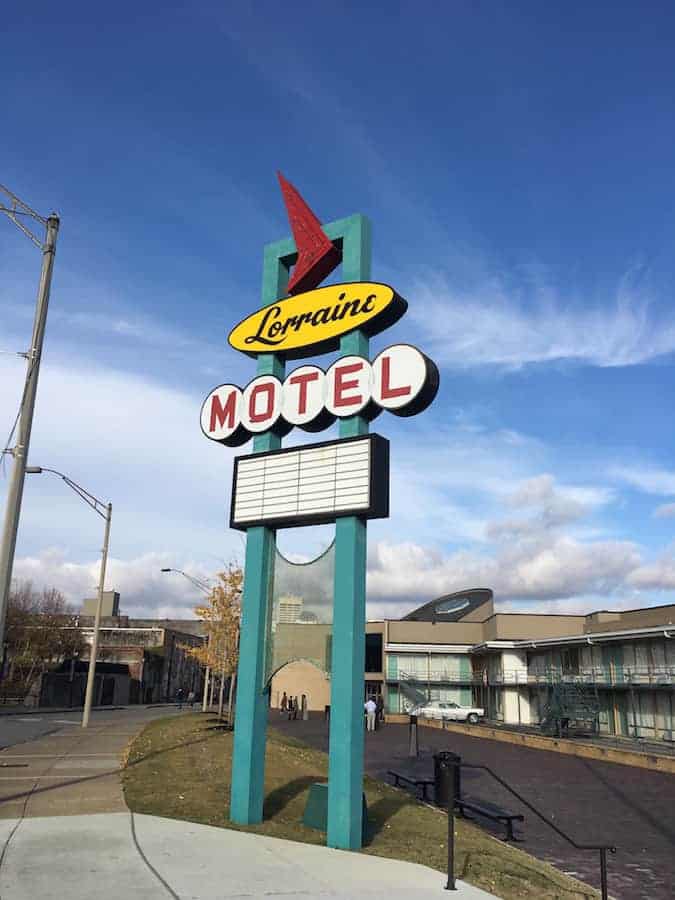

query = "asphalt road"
[0,710,92,750]
[0,705,179,751]
[272,714,675,900]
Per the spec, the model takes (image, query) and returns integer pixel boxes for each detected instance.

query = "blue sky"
[2,2,675,617]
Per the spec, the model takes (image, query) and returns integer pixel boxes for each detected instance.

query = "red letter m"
[209,390,237,432]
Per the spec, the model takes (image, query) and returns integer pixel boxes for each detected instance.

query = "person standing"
[187,689,195,709]
[280,692,288,716]
[376,693,384,728]
[365,696,377,732]
[292,696,299,720]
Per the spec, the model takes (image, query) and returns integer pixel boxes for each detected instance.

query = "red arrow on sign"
[277,171,342,295]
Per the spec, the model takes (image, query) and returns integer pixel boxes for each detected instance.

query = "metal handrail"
[394,665,675,686]
[460,762,616,899]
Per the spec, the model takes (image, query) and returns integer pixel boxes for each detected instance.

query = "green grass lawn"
[123,714,598,899]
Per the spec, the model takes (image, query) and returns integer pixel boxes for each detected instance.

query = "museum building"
[270,588,675,742]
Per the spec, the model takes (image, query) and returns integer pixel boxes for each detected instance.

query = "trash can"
[433,751,461,807]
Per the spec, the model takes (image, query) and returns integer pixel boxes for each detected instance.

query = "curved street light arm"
[27,467,107,518]
[160,568,212,594]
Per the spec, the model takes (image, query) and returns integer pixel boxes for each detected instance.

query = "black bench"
[456,798,524,841]
[387,769,435,802]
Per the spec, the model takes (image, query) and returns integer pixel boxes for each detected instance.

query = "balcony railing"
[501,667,675,687]
[394,669,481,684]
[391,667,675,687]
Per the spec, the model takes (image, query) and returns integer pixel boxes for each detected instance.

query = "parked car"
[412,700,484,725]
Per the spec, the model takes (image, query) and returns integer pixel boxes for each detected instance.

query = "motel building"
[270,588,675,743]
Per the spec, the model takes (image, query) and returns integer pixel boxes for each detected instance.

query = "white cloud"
[629,548,675,591]
[0,352,242,585]
[367,533,640,609]
[367,471,637,613]
[611,464,675,496]
[11,548,212,618]
[409,266,675,370]
[490,473,613,537]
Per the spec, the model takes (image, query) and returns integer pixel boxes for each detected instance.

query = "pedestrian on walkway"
[280,691,288,715]
[365,696,377,732]
[187,690,195,709]
[292,696,299,720]
[287,696,294,720]
[176,687,184,710]
[376,693,384,728]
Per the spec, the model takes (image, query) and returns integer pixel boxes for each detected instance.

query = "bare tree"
[1,581,84,700]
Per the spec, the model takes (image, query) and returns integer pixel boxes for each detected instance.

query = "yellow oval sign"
[228,282,407,360]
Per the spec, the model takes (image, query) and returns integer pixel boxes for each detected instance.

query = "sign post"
[206,176,439,846]
[229,251,288,825]
[327,213,371,850]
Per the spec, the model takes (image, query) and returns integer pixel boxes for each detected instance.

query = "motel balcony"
[393,670,483,685]
[391,667,675,688]
[493,667,675,687]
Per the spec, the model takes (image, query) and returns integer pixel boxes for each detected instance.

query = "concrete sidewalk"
[0,707,175,818]
[0,811,498,899]
[0,709,497,898]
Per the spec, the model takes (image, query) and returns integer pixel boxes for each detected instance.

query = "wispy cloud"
[610,464,675,496]
[409,265,675,370]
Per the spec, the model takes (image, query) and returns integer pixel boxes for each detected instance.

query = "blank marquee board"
[230,434,389,530]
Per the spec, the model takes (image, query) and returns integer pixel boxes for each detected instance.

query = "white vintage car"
[412,700,484,725]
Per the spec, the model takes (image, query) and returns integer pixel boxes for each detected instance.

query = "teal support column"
[230,247,288,825]
[327,214,372,850]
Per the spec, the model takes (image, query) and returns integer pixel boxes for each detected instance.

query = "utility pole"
[0,190,59,654]
[82,502,112,728]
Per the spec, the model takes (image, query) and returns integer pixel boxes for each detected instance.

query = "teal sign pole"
[327,214,371,850]
[230,247,288,825]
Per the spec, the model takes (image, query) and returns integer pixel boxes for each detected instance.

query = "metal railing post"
[445,758,457,891]
[408,714,418,757]
[600,848,608,900]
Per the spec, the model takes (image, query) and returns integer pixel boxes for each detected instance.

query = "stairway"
[397,672,428,711]
[541,677,600,736]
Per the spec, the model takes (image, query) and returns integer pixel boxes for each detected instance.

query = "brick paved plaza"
[272,715,675,900]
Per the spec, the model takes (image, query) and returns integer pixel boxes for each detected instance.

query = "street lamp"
[160,568,211,594]
[0,185,59,657]
[25,466,111,728]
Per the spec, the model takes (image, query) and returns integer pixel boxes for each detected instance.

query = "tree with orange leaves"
[183,564,242,720]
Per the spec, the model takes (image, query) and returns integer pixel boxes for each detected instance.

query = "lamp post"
[25,467,111,728]
[160,568,211,594]
[160,567,211,708]
[0,186,59,656]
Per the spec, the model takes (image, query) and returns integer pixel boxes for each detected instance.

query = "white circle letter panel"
[282,365,326,427]
[241,375,282,433]
[325,355,372,417]
[372,344,427,411]
[200,384,243,442]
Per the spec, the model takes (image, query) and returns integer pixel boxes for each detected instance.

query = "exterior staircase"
[541,678,600,736]
[397,673,428,711]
